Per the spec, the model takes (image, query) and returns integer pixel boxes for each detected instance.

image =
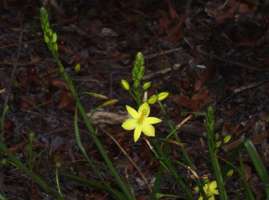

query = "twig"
[232,80,269,94]
[101,128,152,193]
[87,111,127,125]
[219,80,269,104]
[176,114,193,130]
[144,48,183,60]
[196,46,269,71]
[143,63,183,81]
[0,58,40,66]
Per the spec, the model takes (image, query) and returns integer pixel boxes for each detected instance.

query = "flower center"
[137,109,147,124]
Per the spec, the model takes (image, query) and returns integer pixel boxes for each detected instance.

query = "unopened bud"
[120,79,130,91]
[157,92,169,101]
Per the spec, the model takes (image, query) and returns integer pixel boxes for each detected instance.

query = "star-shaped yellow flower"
[122,103,161,142]
[197,180,219,200]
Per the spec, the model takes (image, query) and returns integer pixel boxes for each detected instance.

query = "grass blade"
[0,193,7,200]
[0,144,61,199]
[146,139,193,199]
[58,58,135,199]
[206,106,227,200]
[40,7,135,199]
[61,173,126,200]
[239,155,255,200]
[74,108,102,178]
[244,139,269,198]
[0,105,8,141]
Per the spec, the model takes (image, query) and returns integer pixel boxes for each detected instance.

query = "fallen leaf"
[58,90,74,111]
[50,79,69,90]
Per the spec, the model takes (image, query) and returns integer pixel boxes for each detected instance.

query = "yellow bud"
[44,35,49,43]
[157,92,169,101]
[148,95,158,104]
[216,141,222,148]
[226,169,234,177]
[223,135,232,143]
[74,63,81,73]
[52,32,57,43]
[121,79,130,91]
[143,81,151,90]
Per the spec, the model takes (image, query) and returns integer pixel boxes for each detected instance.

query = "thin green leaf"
[0,105,9,141]
[0,144,61,199]
[239,155,255,200]
[244,139,269,198]
[0,193,7,200]
[61,173,126,200]
[40,7,135,200]
[206,106,228,200]
[74,108,102,178]
[151,140,193,200]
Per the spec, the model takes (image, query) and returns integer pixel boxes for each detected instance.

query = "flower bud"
[143,81,151,90]
[120,79,130,91]
[148,94,158,104]
[157,92,169,101]
[74,63,81,73]
[223,135,232,143]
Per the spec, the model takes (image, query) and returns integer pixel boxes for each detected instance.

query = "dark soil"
[1,0,269,199]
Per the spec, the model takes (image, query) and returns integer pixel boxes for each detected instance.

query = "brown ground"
[1,0,269,199]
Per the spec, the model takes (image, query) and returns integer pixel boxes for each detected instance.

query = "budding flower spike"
[122,103,162,142]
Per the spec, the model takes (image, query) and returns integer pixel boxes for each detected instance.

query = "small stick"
[101,128,152,192]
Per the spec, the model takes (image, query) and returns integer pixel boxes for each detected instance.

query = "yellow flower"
[198,180,219,200]
[122,103,161,142]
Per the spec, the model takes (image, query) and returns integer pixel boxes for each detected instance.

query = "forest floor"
[1,0,269,199]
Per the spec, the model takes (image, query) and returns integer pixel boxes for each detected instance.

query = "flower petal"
[142,124,155,137]
[209,181,218,194]
[210,181,217,188]
[138,103,150,117]
[126,105,138,118]
[208,196,215,200]
[134,126,142,142]
[122,118,137,130]
[145,117,162,124]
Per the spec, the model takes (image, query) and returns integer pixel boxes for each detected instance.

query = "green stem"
[206,107,227,200]
[53,56,135,200]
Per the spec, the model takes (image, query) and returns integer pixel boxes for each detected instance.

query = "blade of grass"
[239,155,256,200]
[155,193,181,199]
[74,107,102,178]
[244,139,269,198]
[0,105,8,141]
[151,169,162,200]
[0,143,61,199]
[57,48,135,200]
[40,7,135,200]
[158,102,206,198]
[101,127,151,192]
[75,107,127,196]
[206,106,227,200]
[26,132,35,172]
[61,173,126,200]
[144,139,193,200]
[0,193,7,200]
[217,153,255,200]
[55,167,63,198]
